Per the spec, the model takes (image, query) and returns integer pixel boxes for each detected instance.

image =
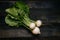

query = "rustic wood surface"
[0,1,60,38]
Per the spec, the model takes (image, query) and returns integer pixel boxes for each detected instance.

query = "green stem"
[23,18,30,26]
[24,14,35,22]
[22,23,32,31]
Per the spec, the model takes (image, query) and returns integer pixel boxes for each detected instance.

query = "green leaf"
[8,14,18,20]
[5,2,30,27]
[6,7,18,17]
[5,15,19,26]
[15,1,26,9]
[15,2,29,14]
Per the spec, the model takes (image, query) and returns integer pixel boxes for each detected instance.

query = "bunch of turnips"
[5,1,42,34]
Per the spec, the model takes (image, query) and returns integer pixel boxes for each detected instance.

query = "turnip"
[35,20,42,27]
[5,1,42,34]
[32,27,40,34]
[29,23,35,29]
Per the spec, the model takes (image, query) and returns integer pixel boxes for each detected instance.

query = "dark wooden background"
[0,1,60,38]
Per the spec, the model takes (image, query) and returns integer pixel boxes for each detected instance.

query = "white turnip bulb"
[32,27,40,34]
[35,20,42,27]
[29,23,35,29]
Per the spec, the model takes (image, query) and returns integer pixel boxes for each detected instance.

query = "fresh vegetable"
[32,27,41,34]
[5,1,42,34]
[29,23,35,29]
[35,20,42,27]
